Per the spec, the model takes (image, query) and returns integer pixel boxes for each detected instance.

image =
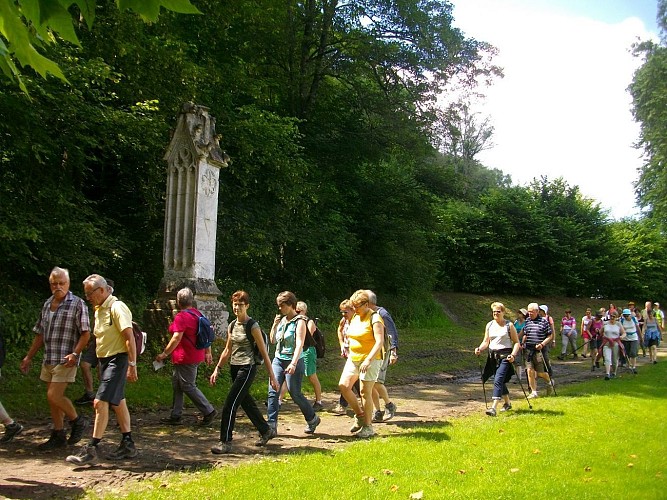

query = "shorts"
[376,351,391,384]
[40,364,77,383]
[524,351,547,373]
[81,343,99,368]
[582,332,591,340]
[96,353,128,406]
[303,346,317,377]
[589,338,601,350]
[624,339,639,358]
[341,357,382,383]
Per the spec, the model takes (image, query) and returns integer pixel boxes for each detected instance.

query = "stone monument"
[144,103,230,342]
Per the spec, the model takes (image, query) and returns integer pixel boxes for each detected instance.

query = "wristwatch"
[128,361,137,367]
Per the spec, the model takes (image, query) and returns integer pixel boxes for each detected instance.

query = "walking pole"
[512,361,533,410]
[573,339,591,355]
[542,352,558,396]
[477,355,488,409]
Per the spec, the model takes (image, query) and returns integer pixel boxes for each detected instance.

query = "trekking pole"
[512,361,533,410]
[573,339,591,354]
[477,355,488,409]
[541,352,557,396]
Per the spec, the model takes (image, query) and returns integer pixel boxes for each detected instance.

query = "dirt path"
[0,354,657,499]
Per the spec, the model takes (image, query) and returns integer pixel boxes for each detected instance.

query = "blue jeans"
[267,358,315,424]
[492,357,512,400]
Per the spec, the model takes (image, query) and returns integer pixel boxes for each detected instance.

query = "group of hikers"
[1,266,663,461]
[0,267,401,463]
[476,300,664,416]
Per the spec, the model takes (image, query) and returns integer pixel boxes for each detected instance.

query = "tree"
[629,0,667,225]
[0,0,199,93]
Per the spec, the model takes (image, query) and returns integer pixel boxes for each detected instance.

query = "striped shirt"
[33,291,90,365]
[522,316,551,348]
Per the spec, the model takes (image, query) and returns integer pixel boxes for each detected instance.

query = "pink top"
[169,308,206,365]
[561,316,577,330]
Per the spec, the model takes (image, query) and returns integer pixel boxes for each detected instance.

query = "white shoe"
[527,392,539,399]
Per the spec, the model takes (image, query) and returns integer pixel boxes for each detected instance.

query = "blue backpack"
[185,310,215,349]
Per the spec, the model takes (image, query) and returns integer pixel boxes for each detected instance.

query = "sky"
[449,0,660,219]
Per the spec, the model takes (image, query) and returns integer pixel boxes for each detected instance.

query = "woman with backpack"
[209,290,279,454]
[266,291,322,437]
[295,301,324,411]
[475,302,521,416]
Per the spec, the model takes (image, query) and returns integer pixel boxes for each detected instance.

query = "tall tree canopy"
[630,0,667,225]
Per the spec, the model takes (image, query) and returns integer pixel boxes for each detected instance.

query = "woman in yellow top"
[338,289,385,438]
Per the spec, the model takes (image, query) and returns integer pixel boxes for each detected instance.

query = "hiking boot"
[255,427,277,446]
[68,415,89,445]
[211,441,232,454]
[384,402,397,421]
[38,429,67,450]
[332,403,346,415]
[355,425,375,438]
[350,415,364,433]
[304,414,321,434]
[160,415,182,425]
[107,439,138,460]
[527,392,538,399]
[500,402,512,412]
[200,409,217,427]
[66,444,98,465]
[74,392,95,406]
[372,410,384,423]
[485,407,497,417]
[312,401,324,412]
[1,422,23,443]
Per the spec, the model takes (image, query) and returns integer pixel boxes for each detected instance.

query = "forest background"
[1,0,667,350]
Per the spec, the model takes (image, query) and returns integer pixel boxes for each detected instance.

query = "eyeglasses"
[49,281,67,287]
[353,301,367,309]
[492,310,502,314]
[85,287,101,298]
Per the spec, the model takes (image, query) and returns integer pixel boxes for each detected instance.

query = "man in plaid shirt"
[20,267,91,450]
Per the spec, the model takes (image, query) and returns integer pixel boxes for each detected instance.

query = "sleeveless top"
[488,320,513,351]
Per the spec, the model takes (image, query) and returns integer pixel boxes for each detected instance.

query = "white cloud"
[450,1,657,219]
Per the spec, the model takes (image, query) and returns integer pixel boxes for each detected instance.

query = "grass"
[102,359,667,500]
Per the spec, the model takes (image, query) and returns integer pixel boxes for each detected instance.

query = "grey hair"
[177,287,194,309]
[296,301,308,315]
[50,266,70,282]
[366,290,378,306]
[527,302,539,311]
[83,274,108,291]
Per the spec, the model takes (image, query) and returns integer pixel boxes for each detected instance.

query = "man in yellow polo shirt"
[66,274,138,465]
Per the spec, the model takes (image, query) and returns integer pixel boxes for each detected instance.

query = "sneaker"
[74,393,95,406]
[350,415,364,433]
[591,366,595,372]
[312,401,324,412]
[527,392,538,399]
[211,441,232,454]
[581,354,587,358]
[160,415,182,425]
[610,373,616,379]
[355,425,375,438]
[572,354,578,359]
[332,403,346,415]
[255,427,277,446]
[595,361,600,368]
[384,402,397,421]
[66,444,98,465]
[372,410,384,423]
[500,402,512,412]
[557,355,565,361]
[654,360,658,365]
[68,415,89,445]
[0,422,23,443]
[604,375,610,380]
[304,414,321,434]
[38,429,67,450]
[107,439,138,460]
[485,408,497,417]
[633,368,638,374]
[201,409,217,427]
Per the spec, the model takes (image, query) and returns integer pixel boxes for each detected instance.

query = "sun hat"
[539,305,548,314]
[622,308,632,315]
[518,308,528,316]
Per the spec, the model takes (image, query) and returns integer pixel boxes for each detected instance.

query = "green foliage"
[0,0,200,93]
[630,0,667,226]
